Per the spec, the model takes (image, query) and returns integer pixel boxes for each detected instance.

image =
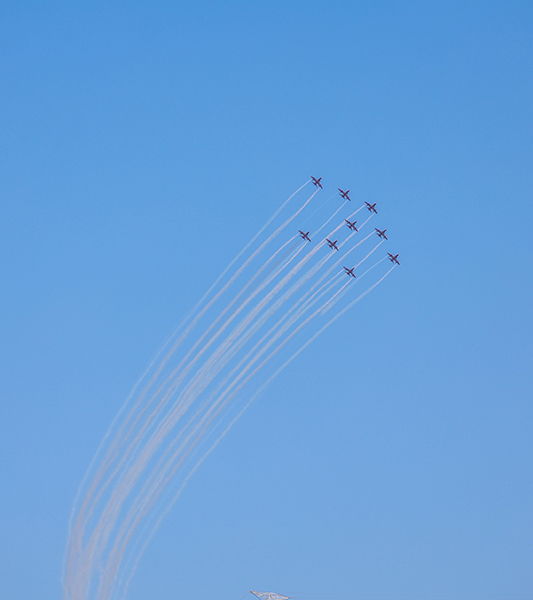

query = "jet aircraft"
[365,201,378,214]
[298,230,311,242]
[375,228,388,240]
[326,238,339,251]
[343,266,356,278]
[345,219,358,231]
[311,176,323,189]
[388,253,400,265]
[338,188,351,201]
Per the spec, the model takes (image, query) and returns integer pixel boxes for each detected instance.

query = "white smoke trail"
[218,265,398,429]
[312,200,346,237]
[63,177,397,600]
[66,219,321,597]
[321,255,387,315]
[112,185,317,440]
[191,179,311,316]
[100,241,391,591]
[87,244,338,596]
[300,191,340,225]
[97,267,351,597]
[122,187,319,426]
[140,266,399,547]
[80,217,348,595]
[358,255,386,277]
[65,187,319,580]
[117,268,395,600]
[66,238,310,596]
[72,206,377,594]
[64,189,309,599]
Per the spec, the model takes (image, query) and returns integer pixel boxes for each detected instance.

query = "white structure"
[250,592,290,600]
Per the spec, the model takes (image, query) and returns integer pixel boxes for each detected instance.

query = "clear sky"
[1,2,532,600]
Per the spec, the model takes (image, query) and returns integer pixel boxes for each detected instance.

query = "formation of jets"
[343,266,356,278]
[300,178,399,271]
[345,219,358,231]
[311,176,323,189]
[338,188,351,201]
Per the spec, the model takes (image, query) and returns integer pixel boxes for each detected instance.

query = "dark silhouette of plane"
[338,188,351,201]
[298,230,311,242]
[343,266,356,278]
[326,238,339,251]
[311,176,323,189]
[375,228,388,240]
[388,253,400,265]
[345,219,358,231]
[365,201,378,213]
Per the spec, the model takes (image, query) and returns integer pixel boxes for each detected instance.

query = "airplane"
[311,176,323,189]
[298,230,311,242]
[338,188,351,201]
[375,228,388,240]
[343,266,356,278]
[365,201,378,214]
[326,238,339,251]
[345,219,358,231]
[388,252,400,265]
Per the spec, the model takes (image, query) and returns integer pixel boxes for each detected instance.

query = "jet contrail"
[321,255,387,314]
[65,189,322,596]
[68,222,312,560]
[205,268,398,459]
[238,265,398,414]
[301,191,338,225]
[122,185,318,430]
[182,179,312,329]
[63,181,397,600]
[97,266,352,594]
[79,233,314,538]
[100,244,380,592]
[75,252,380,596]
[312,200,347,237]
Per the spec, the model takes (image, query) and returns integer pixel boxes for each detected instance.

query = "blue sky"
[1,2,532,599]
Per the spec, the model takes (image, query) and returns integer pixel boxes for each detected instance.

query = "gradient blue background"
[1,2,532,599]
